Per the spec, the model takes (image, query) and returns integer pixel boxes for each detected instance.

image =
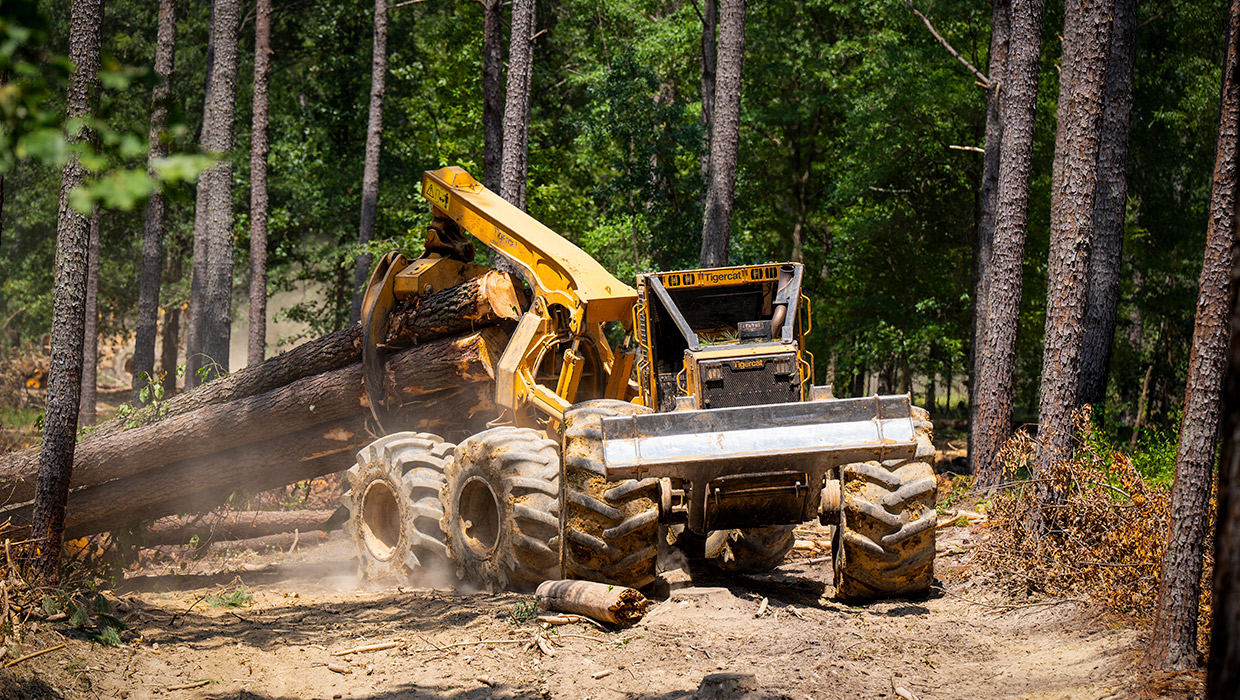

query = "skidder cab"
[349,166,937,600]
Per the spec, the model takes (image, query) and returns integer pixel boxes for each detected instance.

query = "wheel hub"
[459,476,501,556]
[361,480,402,561]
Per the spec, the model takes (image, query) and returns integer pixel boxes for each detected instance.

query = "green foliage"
[206,587,254,609]
[509,597,539,623]
[41,591,128,646]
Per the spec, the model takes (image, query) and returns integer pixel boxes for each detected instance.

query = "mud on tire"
[345,432,453,584]
[441,427,560,592]
[833,408,937,600]
[560,400,660,589]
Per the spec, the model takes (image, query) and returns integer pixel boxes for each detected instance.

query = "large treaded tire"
[441,427,560,592]
[345,432,453,584]
[560,400,660,589]
[833,408,937,600]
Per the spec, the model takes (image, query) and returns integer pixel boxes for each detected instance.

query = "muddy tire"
[833,409,937,600]
[560,400,660,589]
[441,427,560,591]
[345,432,453,584]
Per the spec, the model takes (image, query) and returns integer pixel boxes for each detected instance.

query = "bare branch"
[391,0,431,8]
[904,0,990,88]
[949,144,985,153]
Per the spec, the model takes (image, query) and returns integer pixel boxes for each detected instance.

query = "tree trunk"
[1035,0,1115,472]
[969,0,1009,450]
[79,208,100,427]
[199,0,242,382]
[160,247,182,398]
[248,0,272,366]
[1207,29,1240,685]
[349,0,389,325]
[699,0,745,269]
[144,509,338,546]
[700,0,717,182]
[32,0,102,580]
[185,200,207,389]
[1146,0,1240,670]
[500,0,536,210]
[132,0,178,405]
[1,330,504,539]
[967,0,1045,488]
[482,0,503,193]
[1077,0,1137,406]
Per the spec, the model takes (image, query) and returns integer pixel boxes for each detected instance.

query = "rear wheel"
[560,400,660,589]
[833,410,937,600]
[345,432,453,584]
[441,427,560,591]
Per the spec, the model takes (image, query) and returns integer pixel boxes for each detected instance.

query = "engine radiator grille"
[697,353,800,409]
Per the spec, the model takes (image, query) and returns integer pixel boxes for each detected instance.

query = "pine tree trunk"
[482,0,503,193]
[79,209,100,427]
[500,0,536,210]
[248,0,272,366]
[160,247,182,397]
[133,0,178,405]
[968,0,1045,488]
[185,195,207,390]
[31,0,102,581]
[198,0,242,381]
[349,0,388,325]
[700,0,717,182]
[1077,0,1137,406]
[1035,0,1115,473]
[1147,0,1240,670]
[699,0,744,269]
[968,0,1009,448]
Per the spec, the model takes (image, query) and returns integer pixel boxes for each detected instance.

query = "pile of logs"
[0,271,523,540]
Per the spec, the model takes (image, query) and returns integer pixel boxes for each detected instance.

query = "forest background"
[0,0,1226,466]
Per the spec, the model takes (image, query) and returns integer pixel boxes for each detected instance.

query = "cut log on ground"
[535,579,650,626]
[0,329,504,537]
[143,509,337,546]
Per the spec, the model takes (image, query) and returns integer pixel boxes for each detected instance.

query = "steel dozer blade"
[599,395,920,533]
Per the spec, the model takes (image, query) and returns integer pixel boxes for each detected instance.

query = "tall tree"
[31,0,102,580]
[185,1,216,391]
[198,0,242,380]
[699,0,745,268]
[1035,0,1115,472]
[132,0,177,404]
[700,0,717,182]
[969,0,1010,447]
[500,0,536,209]
[248,0,272,365]
[1077,0,1138,406]
[348,0,388,325]
[79,208,99,426]
[160,248,182,398]
[482,0,503,193]
[968,0,1046,487]
[1147,0,1240,670]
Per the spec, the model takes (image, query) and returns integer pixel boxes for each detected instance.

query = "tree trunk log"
[386,270,521,345]
[144,509,337,546]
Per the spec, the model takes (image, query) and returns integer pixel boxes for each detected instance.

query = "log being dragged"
[386,270,522,345]
[144,509,338,547]
[0,327,508,507]
[535,579,650,626]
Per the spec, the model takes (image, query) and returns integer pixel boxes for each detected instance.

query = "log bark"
[385,270,521,345]
[535,579,649,626]
[1,332,502,537]
[144,509,336,546]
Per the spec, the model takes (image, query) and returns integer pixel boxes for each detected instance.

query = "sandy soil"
[0,520,1149,700]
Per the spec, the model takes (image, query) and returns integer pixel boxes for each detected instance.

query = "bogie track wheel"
[833,408,937,600]
[345,432,454,584]
[561,400,660,589]
[441,427,560,591]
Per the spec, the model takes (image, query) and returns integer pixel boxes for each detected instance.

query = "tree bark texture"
[482,0,503,193]
[1147,0,1240,670]
[185,196,207,389]
[248,0,272,366]
[1,330,502,539]
[198,0,242,381]
[700,0,717,182]
[160,249,182,398]
[1077,0,1137,406]
[385,270,521,345]
[79,208,100,427]
[969,0,1010,450]
[349,0,388,326]
[500,0,536,210]
[1208,24,1240,684]
[143,509,337,547]
[968,0,1045,488]
[133,0,178,405]
[32,0,102,579]
[1035,0,1115,472]
[699,0,745,269]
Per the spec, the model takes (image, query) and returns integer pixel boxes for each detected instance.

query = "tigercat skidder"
[346,166,936,600]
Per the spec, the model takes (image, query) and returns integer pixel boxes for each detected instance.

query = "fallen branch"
[167,680,211,691]
[3,642,67,667]
[332,641,403,656]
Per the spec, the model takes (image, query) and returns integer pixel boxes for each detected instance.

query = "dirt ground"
[0,518,1154,700]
